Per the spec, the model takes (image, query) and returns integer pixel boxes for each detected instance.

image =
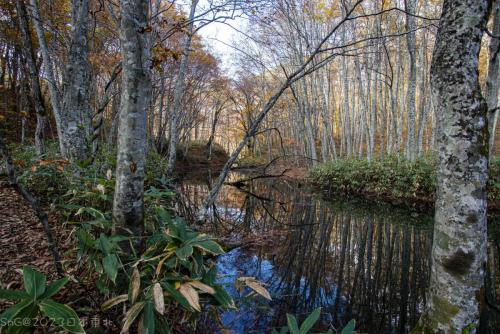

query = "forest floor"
[0,182,121,331]
[0,184,60,291]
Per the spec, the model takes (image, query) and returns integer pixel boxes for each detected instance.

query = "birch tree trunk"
[486,0,500,158]
[405,0,417,161]
[29,0,64,153]
[112,0,151,242]
[413,0,491,332]
[16,0,46,156]
[60,0,92,163]
[166,0,198,174]
[341,27,352,156]
[416,27,429,157]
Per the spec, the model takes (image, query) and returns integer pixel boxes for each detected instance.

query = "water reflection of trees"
[258,189,432,333]
[180,174,434,333]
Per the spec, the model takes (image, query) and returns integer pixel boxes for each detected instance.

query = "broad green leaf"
[4,302,39,334]
[0,289,29,301]
[299,307,321,334]
[213,285,235,309]
[202,266,217,286]
[161,282,192,311]
[140,301,155,334]
[40,277,69,299]
[0,299,33,325]
[273,327,289,334]
[76,229,95,249]
[102,254,119,283]
[175,245,193,260]
[192,240,224,255]
[39,299,84,333]
[156,208,172,224]
[99,234,112,255]
[286,314,299,334]
[280,327,289,334]
[340,319,356,334]
[22,267,46,300]
[110,235,130,243]
[121,302,145,333]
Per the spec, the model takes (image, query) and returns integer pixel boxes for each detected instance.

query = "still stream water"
[176,171,494,333]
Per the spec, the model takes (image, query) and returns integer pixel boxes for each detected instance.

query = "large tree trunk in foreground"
[60,0,92,163]
[16,0,46,156]
[112,0,151,242]
[413,0,491,332]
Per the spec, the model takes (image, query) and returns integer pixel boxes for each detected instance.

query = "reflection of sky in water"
[215,248,347,333]
[180,174,435,333]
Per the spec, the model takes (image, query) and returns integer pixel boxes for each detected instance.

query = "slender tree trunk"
[342,32,352,156]
[413,1,491,332]
[405,0,417,161]
[16,0,46,156]
[487,0,500,159]
[416,34,429,156]
[112,0,151,243]
[166,0,198,174]
[29,0,64,153]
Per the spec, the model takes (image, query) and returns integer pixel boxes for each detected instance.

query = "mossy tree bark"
[413,0,491,332]
[112,0,151,244]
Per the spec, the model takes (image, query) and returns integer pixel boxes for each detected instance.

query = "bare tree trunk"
[341,28,352,156]
[59,0,91,163]
[413,0,491,332]
[29,0,64,153]
[112,0,151,243]
[416,26,429,157]
[487,0,500,159]
[166,0,198,174]
[16,0,46,156]
[405,0,417,161]
[206,100,224,160]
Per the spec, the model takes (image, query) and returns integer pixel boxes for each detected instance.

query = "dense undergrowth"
[0,142,261,333]
[310,154,500,208]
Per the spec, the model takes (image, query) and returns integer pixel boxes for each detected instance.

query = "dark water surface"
[177,172,435,334]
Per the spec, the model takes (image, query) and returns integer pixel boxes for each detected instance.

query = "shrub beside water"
[310,155,500,205]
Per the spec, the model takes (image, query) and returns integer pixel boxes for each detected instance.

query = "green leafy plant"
[73,205,235,333]
[0,267,84,334]
[309,155,438,204]
[272,307,356,334]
